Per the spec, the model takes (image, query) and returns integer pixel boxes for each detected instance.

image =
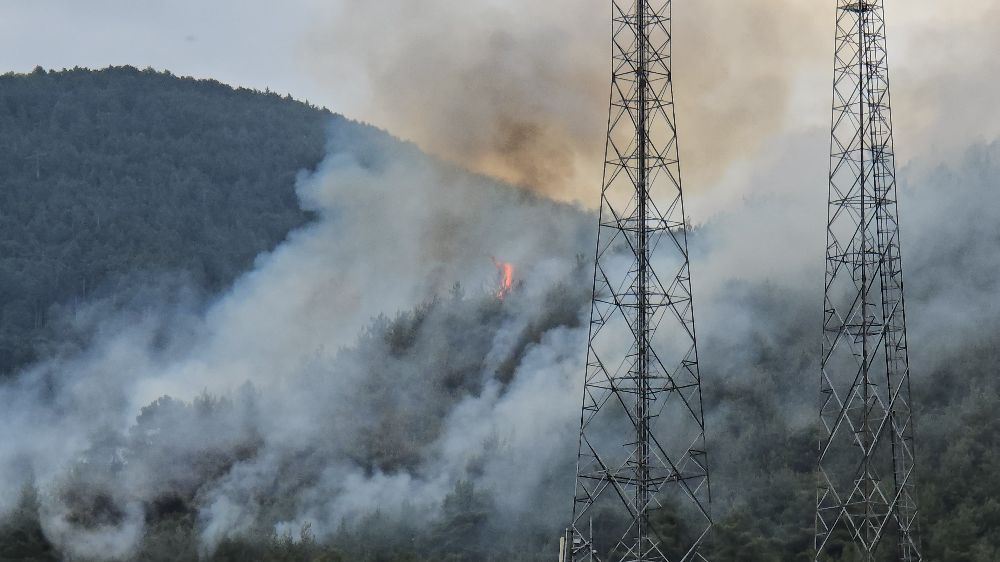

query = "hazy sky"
[0,0,997,210]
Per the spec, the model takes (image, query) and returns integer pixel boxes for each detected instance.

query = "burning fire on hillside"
[493,259,514,300]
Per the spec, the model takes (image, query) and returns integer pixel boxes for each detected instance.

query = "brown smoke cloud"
[305,0,826,203]
[305,0,998,204]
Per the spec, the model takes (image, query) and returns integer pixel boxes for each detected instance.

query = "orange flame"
[493,259,514,299]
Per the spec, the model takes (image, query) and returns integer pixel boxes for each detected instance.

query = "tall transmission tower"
[566,1,711,560]
[816,1,921,560]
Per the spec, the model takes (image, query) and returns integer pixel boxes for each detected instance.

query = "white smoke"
[0,130,594,557]
[0,114,998,559]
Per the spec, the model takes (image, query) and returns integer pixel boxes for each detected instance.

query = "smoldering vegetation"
[2,283,590,562]
[0,80,597,560]
[0,71,999,560]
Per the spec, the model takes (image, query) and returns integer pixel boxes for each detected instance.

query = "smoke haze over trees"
[0,68,997,561]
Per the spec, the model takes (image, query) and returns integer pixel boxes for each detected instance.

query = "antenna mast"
[568,0,712,559]
[816,1,921,559]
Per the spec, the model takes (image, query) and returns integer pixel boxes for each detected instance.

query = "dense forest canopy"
[0,65,394,373]
[0,67,997,561]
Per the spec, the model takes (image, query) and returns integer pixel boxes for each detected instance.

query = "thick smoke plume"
[308,0,829,203]
[306,0,1000,206]
[0,132,595,558]
[0,1,995,558]
[1,43,1000,558]
[2,118,999,558]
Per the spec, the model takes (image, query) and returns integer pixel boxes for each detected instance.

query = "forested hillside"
[0,67,997,561]
[0,66,388,373]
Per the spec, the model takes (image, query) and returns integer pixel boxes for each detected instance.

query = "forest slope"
[0,67,997,561]
[0,66,390,372]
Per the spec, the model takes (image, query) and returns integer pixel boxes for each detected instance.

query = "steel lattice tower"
[816,1,920,560]
[566,1,711,560]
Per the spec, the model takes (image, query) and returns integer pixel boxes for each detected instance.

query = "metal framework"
[816,1,920,560]
[567,1,711,560]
